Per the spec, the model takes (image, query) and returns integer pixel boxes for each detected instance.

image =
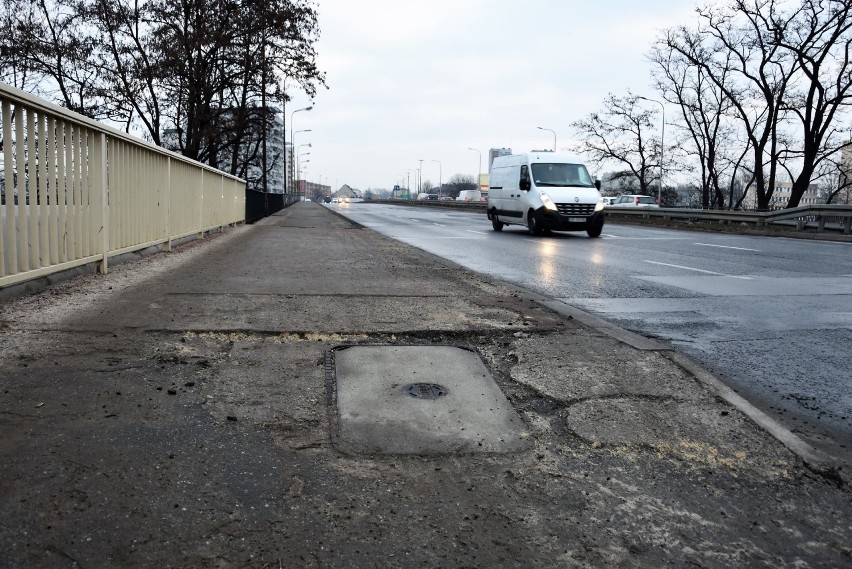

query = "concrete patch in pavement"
[328,345,531,455]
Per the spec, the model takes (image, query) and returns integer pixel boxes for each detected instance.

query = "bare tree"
[658,0,852,210]
[776,0,852,207]
[0,0,325,180]
[445,174,476,197]
[663,2,800,210]
[571,92,661,195]
[83,0,164,139]
[651,28,747,209]
[0,0,101,116]
[819,147,852,204]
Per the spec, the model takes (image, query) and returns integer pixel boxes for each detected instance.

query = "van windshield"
[531,163,594,187]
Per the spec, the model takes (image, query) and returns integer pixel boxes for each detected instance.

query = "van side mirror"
[595,179,601,191]
[520,165,531,191]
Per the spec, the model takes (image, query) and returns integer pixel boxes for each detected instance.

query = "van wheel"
[587,222,603,238]
[527,211,543,236]
[491,211,504,231]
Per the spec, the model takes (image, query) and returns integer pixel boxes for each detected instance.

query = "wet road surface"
[331,202,852,469]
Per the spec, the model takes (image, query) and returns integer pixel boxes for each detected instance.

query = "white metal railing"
[0,81,246,289]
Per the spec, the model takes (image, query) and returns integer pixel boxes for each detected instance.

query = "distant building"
[488,148,511,171]
[837,143,852,204]
[333,184,359,198]
[768,181,793,210]
[163,107,287,194]
[285,142,294,195]
[237,108,285,194]
[298,179,332,200]
[769,180,824,210]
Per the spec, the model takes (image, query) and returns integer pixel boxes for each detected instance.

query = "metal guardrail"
[604,204,852,234]
[370,199,852,235]
[1,81,246,289]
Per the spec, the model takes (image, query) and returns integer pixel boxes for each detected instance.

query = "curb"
[538,296,845,485]
[320,203,846,484]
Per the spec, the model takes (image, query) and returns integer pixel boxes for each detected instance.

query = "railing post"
[1,98,16,276]
[93,132,109,274]
[199,169,205,239]
[166,156,172,252]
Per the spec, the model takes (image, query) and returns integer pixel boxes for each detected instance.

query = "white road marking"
[642,260,752,279]
[466,230,488,235]
[602,235,691,240]
[695,242,760,252]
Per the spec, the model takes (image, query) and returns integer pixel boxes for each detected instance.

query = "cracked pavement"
[0,203,850,568]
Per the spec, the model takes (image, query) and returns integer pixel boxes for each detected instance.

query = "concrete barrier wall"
[0,81,246,289]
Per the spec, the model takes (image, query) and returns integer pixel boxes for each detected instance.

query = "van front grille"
[556,203,595,216]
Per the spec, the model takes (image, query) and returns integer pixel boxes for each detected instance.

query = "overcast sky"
[287,0,701,192]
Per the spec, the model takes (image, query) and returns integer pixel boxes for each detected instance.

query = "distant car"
[609,194,660,208]
[601,196,617,205]
[426,194,438,200]
[439,196,454,201]
[324,196,332,203]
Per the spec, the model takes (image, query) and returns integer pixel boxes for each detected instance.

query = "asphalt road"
[330,202,852,470]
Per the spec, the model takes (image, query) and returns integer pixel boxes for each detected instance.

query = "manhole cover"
[333,345,531,454]
[403,382,449,400]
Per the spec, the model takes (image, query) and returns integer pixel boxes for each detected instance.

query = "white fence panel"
[0,81,246,289]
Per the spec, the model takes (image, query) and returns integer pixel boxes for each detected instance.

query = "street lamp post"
[418,159,423,195]
[290,129,310,195]
[300,162,310,189]
[537,126,556,152]
[637,96,664,204]
[430,159,442,195]
[407,169,417,199]
[293,129,311,146]
[396,173,406,199]
[467,148,481,191]
[288,105,312,194]
[296,143,311,191]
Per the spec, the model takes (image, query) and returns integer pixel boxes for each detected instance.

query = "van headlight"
[540,192,558,211]
[595,198,605,212]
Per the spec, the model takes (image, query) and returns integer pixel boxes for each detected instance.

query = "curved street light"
[291,131,311,193]
[636,96,664,204]
[288,106,313,193]
[467,148,481,190]
[430,159,442,195]
[406,169,417,198]
[537,126,556,152]
[296,143,311,189]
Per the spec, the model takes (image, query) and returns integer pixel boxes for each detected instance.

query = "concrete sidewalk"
[0,202,849,568]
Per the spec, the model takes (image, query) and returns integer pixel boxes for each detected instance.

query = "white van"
[487,152,604,237]
[456,189,482,202]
